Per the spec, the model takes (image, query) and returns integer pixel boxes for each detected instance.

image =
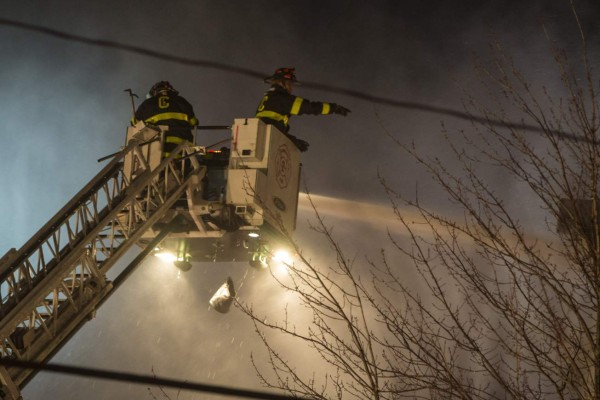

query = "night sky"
[1,1,600,399]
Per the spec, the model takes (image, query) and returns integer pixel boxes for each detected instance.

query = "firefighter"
[132,81,198,158]
[255,67,350,152]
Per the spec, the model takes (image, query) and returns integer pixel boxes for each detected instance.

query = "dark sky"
[1,1,599,398]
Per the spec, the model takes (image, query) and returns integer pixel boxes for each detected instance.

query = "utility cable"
[0,359,308,400]
[0,17,587,142]
[0,18,264,80]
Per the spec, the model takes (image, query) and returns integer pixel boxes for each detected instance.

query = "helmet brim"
[263,76,301,86]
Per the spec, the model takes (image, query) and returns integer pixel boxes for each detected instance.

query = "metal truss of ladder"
[0,140,204,398]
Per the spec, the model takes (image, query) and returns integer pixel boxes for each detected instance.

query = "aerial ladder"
[0,118,301,399]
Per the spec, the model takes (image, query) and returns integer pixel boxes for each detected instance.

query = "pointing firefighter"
[132,81,198,158]
[255,67,350,152]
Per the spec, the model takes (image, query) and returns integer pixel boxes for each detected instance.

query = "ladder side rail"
[0,142,196,331]
[7,200,168,386]
[0,141,157,317]
[0,145,142,329]
[0,168,126,320]
[16,218,180,391]
[0,144,203,390]
[0,155,127,280]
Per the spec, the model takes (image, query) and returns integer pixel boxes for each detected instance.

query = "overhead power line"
[0,359,308,400]
[0,18,265,80]
[0,17,586,142]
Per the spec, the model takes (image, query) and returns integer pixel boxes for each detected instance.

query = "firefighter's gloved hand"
[286,133,310,152]
[294,138,310,152]
[331,104,351,116]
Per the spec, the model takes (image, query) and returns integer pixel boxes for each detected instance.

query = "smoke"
[1,1,598,398]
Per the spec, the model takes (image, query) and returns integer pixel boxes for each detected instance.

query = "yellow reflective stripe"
[290,97,303,115]
[256,110,286,122]
[145,112,194,125]
[322,103,331,114]
[162,151,183,159]
[165,136,186,144]
[190,116,198,126]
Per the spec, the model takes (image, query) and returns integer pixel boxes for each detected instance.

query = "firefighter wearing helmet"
[132,81,198,158]
[255,67,350,152]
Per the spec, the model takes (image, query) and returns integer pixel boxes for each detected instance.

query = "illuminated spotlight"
[154,251,177,263]
[270,249,293,275]
[153,250,192,271]
[272,249,293,264]
[248,232,260,238]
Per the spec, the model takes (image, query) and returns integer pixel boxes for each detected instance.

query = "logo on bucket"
[275,144,292,189]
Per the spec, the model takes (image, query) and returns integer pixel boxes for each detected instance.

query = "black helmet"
[263,67,301,85]
[149,81,178,97]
